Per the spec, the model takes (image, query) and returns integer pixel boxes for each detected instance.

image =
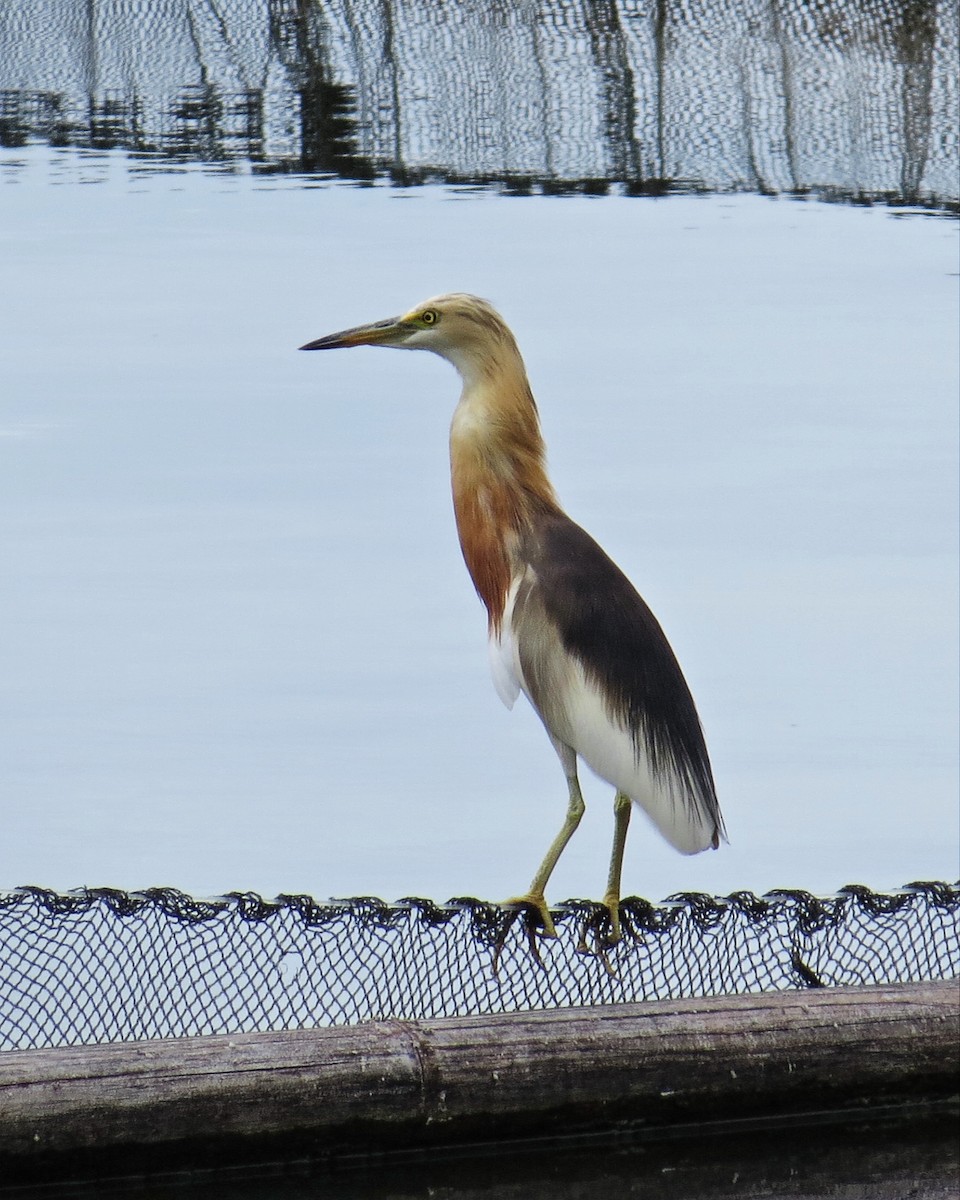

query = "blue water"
[2,148,956,908]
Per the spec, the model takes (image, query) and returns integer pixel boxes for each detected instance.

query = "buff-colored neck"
[448,347,559,630]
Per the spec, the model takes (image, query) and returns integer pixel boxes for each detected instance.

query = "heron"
[300,294,724,944]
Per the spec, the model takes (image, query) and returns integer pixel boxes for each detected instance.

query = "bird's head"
[300,293,522,385]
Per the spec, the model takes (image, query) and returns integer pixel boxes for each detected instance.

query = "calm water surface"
[2,150,956,905]
[4,1111,958,1198]
[1,2,958,1195]
[2,0,957,908]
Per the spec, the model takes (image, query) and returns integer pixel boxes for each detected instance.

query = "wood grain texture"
[0,982,956,1170]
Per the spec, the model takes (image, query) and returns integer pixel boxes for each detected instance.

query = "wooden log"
[0,981,956,1180]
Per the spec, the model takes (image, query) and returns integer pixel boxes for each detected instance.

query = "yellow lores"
[301,294,724,943]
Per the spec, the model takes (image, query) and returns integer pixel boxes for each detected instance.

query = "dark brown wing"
[518,510,724,845]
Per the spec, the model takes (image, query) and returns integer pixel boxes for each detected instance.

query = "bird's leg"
[504,742,584,939]
[602,791,632,945]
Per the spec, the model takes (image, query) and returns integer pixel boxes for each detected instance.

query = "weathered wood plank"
[0,981,956,1175]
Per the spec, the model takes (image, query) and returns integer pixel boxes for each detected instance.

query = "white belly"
[489,571,715,855]
[556,662,714,854]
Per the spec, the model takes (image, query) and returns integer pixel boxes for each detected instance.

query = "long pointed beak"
[299,316,407,351]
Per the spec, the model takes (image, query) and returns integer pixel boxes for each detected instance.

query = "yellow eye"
[420,309,439,326]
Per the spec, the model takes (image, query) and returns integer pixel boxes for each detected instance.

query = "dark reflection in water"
[0,0,956,206]
[6,1110,958,1199]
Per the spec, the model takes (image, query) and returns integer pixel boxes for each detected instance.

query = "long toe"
[503,893,558,938]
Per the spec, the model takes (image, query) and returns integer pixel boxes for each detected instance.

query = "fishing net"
[0,882,956,1051]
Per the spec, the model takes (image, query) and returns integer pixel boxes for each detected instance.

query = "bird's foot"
[574,895,627,976]
[491,893,558,975]
[502,893,558,938]
[602,892,622,947]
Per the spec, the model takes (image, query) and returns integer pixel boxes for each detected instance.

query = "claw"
[573,896,630,976]
[502,893,558,938]
[491,894,558,975]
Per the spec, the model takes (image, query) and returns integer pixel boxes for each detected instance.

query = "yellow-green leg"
[505,743,585,937]
[602,791,632,944]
